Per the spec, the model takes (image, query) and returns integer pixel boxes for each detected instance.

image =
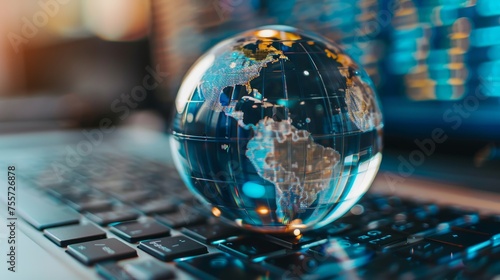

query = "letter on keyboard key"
[138,236,207,261]
[123,260,176,280]
[67,238,137,265]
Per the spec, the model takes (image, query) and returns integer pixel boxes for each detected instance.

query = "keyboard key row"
[16,160,500,280]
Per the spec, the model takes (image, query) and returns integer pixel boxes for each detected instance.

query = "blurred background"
[0,0,156,131]
[0,0,499,187]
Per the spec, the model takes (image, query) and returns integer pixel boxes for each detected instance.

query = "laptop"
[1,0,500,279]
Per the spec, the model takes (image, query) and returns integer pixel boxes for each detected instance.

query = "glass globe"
[170,25,383,233]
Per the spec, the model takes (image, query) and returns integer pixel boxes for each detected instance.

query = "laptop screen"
[375,0,500,142]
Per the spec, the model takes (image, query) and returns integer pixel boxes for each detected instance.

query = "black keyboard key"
[17,189,80,230]
[110,220,170,243]
[308,238,375,268]
[319,222,353,237]
[337,211,385,229]
[370,196,409,216]
[86,208,139,226]
[111,190,153,203]
[123,259,175,280]
[423,207,479,227]
[46,184,89,200]
[182,222,241,244]
[264,251,342,279]
[67,238,137,265]
[366,218,393,230]
[133,198,177,215]
[264,233,328,249]
[66,196,113,212]
[454,216,500,246]
[267,238,383,279]
[410,203,440,219]
[177,253,277,280]
[155,209,206,228]
[427,230,491,256]
[44,224,106,247]
[395,240,464,264]
[397,204,477,233]
[96,262,134,280]
[346,228,407,251]
[218,236,287,261]
[355,254,457,279]
[460,246,500,279]
[138,236,207,261]
[391,220,437,237]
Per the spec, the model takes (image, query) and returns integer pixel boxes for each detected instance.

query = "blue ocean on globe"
[170,25,383,233]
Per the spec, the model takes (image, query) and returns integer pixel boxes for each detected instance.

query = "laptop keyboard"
[14,153,500,279]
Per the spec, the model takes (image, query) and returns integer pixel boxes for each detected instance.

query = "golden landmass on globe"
[324,47,382,131]
[199,39,288,113]
[234,40,287,61]
[246,117,341,223]
[341,68,382,131]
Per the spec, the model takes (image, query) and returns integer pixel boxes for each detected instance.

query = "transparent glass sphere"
[170,25,383,233]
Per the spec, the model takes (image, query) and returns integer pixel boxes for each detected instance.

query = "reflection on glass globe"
[170,25,383,233]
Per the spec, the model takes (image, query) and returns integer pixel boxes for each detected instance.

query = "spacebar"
[17,188,80,230]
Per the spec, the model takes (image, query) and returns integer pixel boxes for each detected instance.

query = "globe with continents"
[170,25,383,233]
